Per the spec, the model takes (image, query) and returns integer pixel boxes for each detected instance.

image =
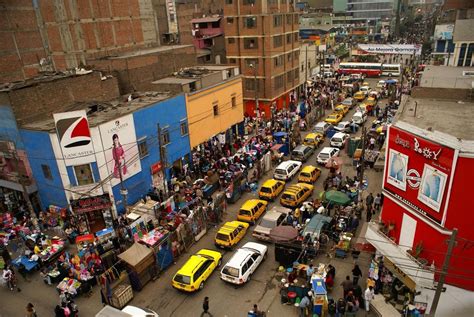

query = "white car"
[376,80,386,88]
[253,206,291,241]
[360,86,370,96]
[369,90,380,98]
[352,111,367,125]
[220,242,267,285]
[316,147,340,165]
[334,121,352,133]
[341,97,356,109]
[122,306,159,317]
[330,132,350,148]
[314,122,331,135]
[273,160,302,181]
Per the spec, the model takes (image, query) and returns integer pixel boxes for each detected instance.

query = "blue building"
[17,92,191,233]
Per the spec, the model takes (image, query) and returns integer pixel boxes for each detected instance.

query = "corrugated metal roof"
[191,16,221,24]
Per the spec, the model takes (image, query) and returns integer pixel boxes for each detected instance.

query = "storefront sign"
[384,256,417,291]
[71,194,112,213]
[151,162,162,174]
[358,44,422,56]
[54,110,95,162]
[384,126,456,224]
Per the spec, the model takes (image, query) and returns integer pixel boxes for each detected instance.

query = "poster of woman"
[387,149,409,191]
[112,134,127,178]
[417,164,447,212]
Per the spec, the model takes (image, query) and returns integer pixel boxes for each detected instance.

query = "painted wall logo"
[53,110,95,161]
[56,116,91,148]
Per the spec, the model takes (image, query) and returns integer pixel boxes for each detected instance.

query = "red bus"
[337,62,382,77]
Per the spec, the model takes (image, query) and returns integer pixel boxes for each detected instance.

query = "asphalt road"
[0,77,389,317]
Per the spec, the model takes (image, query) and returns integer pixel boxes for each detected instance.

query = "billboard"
[98,114,141,187]
[383,125,456,225]
[434,24,454,40]
[358,44,422,56]
[70,193,112,213]
[54,110,94,161]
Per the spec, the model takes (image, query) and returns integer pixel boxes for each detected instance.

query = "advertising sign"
[434,24,454,40]
[70,193,112,213]
[54,110,94,161]
[358,44,422,56]
[383,126,456,224]
[99,114,142,187]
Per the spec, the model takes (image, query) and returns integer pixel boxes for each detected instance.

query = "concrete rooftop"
[21,91,176,132]
[396,97,474,141]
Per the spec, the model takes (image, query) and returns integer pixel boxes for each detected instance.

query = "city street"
[1,78,389,317]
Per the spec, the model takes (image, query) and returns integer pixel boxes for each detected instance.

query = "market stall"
[118,243,156,291]
[334,232,353,258]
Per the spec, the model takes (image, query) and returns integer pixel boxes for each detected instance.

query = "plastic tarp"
[118,242,153,268]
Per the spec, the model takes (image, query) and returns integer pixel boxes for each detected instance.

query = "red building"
[366,96,474,314]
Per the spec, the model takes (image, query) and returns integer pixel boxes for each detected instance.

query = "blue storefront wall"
[19,129,69,209]
[111,94,191,214]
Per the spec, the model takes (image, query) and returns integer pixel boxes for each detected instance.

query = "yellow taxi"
[172,249,222,292]
[354,91,366,101]
[215,221,249,249]
[334,104,349,115]
[237,199,268,224]
[303,133,325,148]
[325,112,343,125]
[365,96,377,107]
[280,183,314,208]
[258,179,285,201]
[298,165,321,184]
[362,81,370,87]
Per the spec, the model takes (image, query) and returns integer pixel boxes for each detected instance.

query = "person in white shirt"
[364,285,375,313]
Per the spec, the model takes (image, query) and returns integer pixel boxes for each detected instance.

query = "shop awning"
[365,222,434,290]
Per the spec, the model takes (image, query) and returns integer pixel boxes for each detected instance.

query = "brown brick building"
[224,0,300,118]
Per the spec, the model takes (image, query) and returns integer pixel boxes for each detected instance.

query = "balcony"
[365,221,434,290]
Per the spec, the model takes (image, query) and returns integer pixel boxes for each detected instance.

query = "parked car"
[330,132,350,148]
[314,122,331,135]
[324,113,343,125]
[273,160,302,181]
[280,183,314,208]
[258,179,285,201]
[291,144,314,162]
[220,242,268,285]
[334,121,352,133]
[172,249,222,292]
[215,221,249,249]
[316,147,340,165]
[253,206,291,241]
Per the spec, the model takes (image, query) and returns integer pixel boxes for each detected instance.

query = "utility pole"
[305,45,308,98]
[11,150,38,229]
[395,0,402,38]
[359,126,367,189]
[113,139,128,213]
[428,228,458,317]
[157,123,168,196]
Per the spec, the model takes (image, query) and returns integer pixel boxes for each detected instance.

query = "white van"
[330,132,349,148]
[220,242,267,285]
[314,122,331,135]
[316,147,340,165]
[352,111,367,125]
[273,160,302,181]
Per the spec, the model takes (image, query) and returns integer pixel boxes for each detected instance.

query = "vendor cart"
[334,232,353,259]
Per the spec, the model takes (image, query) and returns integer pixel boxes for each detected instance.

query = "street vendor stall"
[312,277,328,317]
[334,232,353,258]
[118,243,156,291]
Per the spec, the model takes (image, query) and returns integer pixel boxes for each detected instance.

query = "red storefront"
[381,122,474,291]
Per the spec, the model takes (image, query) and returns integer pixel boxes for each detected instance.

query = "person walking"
[201,297,212,316]
[341,275,354,298]
[364,286,375,315]
[25,303,37,317]
[365,193,374,211]
[352,264,363,286]
[374,194,381,212]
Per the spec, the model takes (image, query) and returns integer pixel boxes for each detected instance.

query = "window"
[138,139,149,158]
[286,33,292,44]
[226,17,234,24]
[273,35,283,48]
[229,58,236,64]
[294,68,299,80]
[274,55,284,67]
[301,63,304,71]
[162,130,170,145]
[74,164,94,186]
[294,33,298,41]
[243,0,255,5]
[244,16,257,28]
[287,71,293,82]
[457,43,467,66]
[245,78,256,90]
[41,164,52,180]
[225,0,233,3]
[246,58,258,67]
[231,95,237,107]
[286,14,292,25]
[268,0,277,5]
[170,13,175,22]
[274,74,284,89]
[213,103,219,116]
[180,121,188,135]
[287,53,292,62]
[273,15,282,27]
[464,43,474,66]
[228,38,235,44]
[244,38,258,49]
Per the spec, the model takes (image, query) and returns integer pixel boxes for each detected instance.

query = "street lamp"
[249,63,259,119]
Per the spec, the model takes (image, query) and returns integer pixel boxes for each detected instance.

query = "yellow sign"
[384,257,417,291]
